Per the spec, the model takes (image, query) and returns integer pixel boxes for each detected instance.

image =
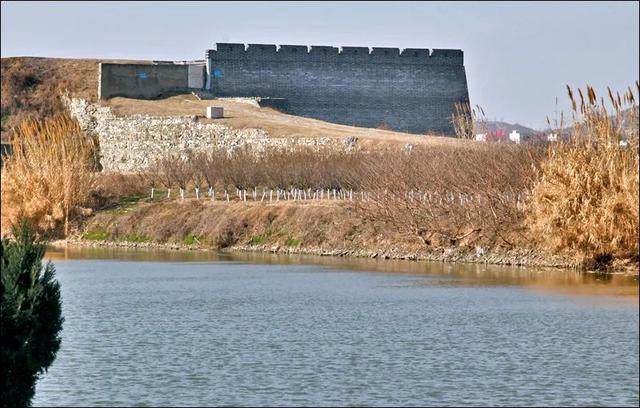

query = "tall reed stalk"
[527,83,639,265]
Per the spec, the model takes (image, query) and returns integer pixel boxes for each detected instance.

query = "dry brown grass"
[527,84,639,267]
[1,113,98,237]
[0,57,100,140]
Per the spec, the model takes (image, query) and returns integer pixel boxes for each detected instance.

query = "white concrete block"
[206,106,224,119]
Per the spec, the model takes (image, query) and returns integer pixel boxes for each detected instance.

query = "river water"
[33,247,639,407]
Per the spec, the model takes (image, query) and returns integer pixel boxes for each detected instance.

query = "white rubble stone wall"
[63,97,354,172]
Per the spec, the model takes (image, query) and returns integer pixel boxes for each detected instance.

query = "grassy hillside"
[0,57,148,141]
[0,57,101,140]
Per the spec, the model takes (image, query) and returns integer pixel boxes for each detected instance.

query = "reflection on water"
[46,245,638,298]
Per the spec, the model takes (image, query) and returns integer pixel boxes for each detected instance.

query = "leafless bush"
[146,146,371,192]
[123,143,544,250]
[354,144,544,248]
[88,172,152,209]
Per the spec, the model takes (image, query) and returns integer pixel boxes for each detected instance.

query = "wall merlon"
[309,46,339,55]
[215,42,247,54]
[400,48,430,58]
[371,47,400,56]
[279,44,310,53]
[276,45,309,61]
[429,49,464,65]
[338,47,370,61]
[246,44,278,58]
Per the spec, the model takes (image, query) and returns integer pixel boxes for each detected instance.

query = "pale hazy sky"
[2,1,638,129]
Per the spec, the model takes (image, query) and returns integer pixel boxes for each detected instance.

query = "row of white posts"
[150,187,530,206]
[151,187,361,202]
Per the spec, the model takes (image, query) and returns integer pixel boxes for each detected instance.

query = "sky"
[2,1,638,129]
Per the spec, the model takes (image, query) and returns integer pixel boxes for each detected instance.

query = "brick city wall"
[206,43,470,135]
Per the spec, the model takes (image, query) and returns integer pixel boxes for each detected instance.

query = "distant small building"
[509,130,521,144]
[483,129,506,142]
[475,133,487,142]
[547,133,558,142]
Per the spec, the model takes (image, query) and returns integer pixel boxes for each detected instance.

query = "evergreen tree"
[1,221,64,407]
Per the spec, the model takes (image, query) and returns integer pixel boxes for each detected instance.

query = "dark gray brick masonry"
[206,43,470,135]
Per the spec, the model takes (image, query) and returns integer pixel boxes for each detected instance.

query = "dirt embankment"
[65,198,595,271]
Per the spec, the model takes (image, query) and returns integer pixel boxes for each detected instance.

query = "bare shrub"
[354,144,543,248]
[147,146,371,193]
[141,143,543,250]
[527,83,639,264]
[1,113,97,237]
[214,217,242,248]
[88,172,153,209]
[155,153,194,191]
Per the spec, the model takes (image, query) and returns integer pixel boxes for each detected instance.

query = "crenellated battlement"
[206,43,463,65]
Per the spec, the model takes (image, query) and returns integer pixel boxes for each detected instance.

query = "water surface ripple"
[33,249,639,406]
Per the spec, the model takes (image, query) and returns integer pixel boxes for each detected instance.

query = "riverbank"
[46,199,638,275]
[48,238,639,274]
[50,236,575,268]
[48,199,639,274]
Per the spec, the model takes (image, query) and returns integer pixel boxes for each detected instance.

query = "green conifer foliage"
[1,221,64,407]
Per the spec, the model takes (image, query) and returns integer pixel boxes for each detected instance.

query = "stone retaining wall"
[64,97,352,172]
